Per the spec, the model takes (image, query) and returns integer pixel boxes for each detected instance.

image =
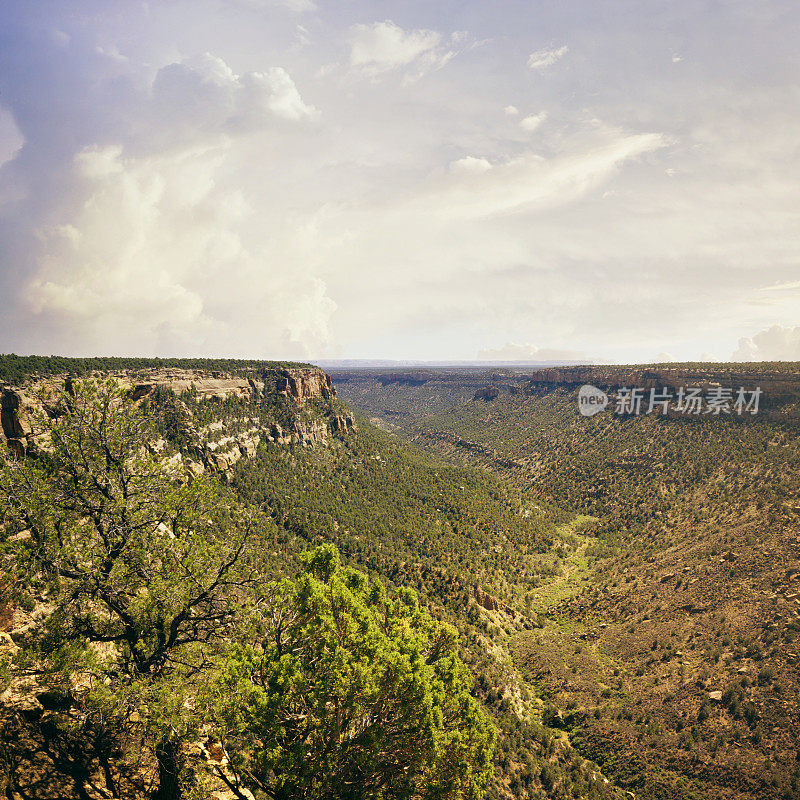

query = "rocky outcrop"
[473,586,504,612]
[1,388,35,458]
[1,366,356,478]
[473,387,500,401]
[276,368,335,400]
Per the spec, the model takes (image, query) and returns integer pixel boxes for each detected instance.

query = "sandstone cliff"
[0,366,355,479]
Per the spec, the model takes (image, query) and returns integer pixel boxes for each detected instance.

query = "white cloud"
[520,111,547,132]
[422,131,668,220]
[51,29,70,47]
[245,67,319,121]
[449,155,492,175]
[732,325,800,361]
[75,145,125,179]
[527,45,568,70]
[477,342,587,361]
[350,20,441,73]
[95,44,128,62]
[347,20,467,81]
[3,3,800,363]
[152,54,317,134]
[0,106,24,170]
[26,142,336,357]
[504,105,519,116]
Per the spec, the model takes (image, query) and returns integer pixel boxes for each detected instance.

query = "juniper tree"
[205,544,496,800]
[0,379,259,799]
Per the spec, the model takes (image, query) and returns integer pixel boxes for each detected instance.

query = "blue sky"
[1,0,799,362]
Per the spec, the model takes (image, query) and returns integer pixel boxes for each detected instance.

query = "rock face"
[526,365,800,406]
[276,368,335,400]
[0,388,42,459]
[1,367,356,476]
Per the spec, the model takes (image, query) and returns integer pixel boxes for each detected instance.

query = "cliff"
[525,364,800,399]
[1,366,355,479]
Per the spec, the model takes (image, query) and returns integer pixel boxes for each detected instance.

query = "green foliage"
[0,380,259,681]
[0,354,310,386]
[0,379,264,794]
[205,544,496,799]
[231,420,560,613]
[1,379,497,800]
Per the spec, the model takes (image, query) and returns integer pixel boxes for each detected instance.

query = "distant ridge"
[316,359,592,369]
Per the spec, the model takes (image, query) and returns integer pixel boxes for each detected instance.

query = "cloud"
[246,67,319,121]
[95,44,128,63]
[2,1,800,363]
[519,111,547,132]
[350,20,441,72]
[0,106,24,170]
[0,30,328,358]
[152,54,317,134]
[449,155,492,174]
[527,45,568,70]
[476,342,587,362]
[348,20,466,81]
[504,105,519,116]
[732,325,800,361]
[423,131,668,220]
[24,142,336,357]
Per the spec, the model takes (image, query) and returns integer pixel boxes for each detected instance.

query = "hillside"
[334,363,800,800]
[1,363,626,800]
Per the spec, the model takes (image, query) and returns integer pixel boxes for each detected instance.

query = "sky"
[0,0,799,363]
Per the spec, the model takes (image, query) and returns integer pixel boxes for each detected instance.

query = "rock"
[472,586,501,612]
[473,387,500,401]
[276,368,335,400]
[0,632,20,657]
[708,690,723,701]
[0,676,47,715]
[3,367,353,485]
[237,434,260,459]
[660,573,676,582]
[1,388,33,439]
[8,602,54,645]
[329,414,356,433]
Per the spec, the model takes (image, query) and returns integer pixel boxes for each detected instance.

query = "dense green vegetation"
[0,354,309,385]
[336,369,800,800]
[227,418,621,799]
[232,420,563,607]
[209,544,496,800]
[338,374,800,541]
[13,359,799,799]
[0,381,495,800]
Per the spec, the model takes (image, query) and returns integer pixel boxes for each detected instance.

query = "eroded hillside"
[334,363,800,800]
